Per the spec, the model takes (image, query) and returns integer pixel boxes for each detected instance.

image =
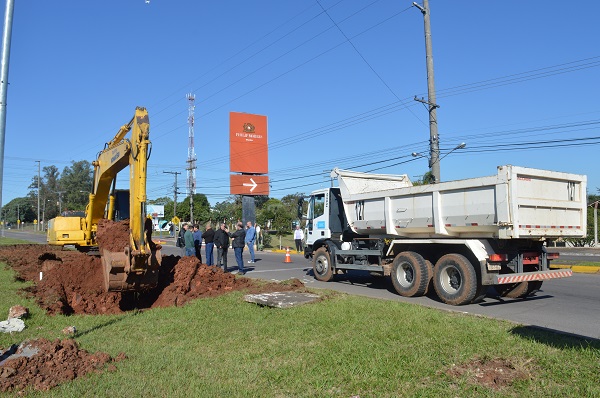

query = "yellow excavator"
[47,107,161,292]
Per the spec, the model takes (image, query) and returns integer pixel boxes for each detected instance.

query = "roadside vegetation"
[0,243,598,396]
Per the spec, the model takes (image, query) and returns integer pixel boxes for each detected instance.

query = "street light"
[412,142,466,182]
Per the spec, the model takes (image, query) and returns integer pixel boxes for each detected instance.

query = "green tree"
[29,165,61,220]
[412,171,434,186]
[2,197,36,224]
[60,160,93,211]
[211,197,241,227]
[175,193,212,224]
[566,194,600,247]
[259,198,293,245]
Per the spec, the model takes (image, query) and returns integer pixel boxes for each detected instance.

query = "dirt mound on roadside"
[0,244,305,316]
[0,338,125,393]
[0,220,306,316]
[445,357,532,390]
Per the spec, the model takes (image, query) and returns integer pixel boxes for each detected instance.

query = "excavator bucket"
[101,246,161,292]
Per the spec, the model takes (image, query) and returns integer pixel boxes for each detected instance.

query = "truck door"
[306,191,330,245]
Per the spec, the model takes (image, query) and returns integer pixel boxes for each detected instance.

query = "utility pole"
[413,0,440,182]
[163,171,181,219]
[593,201,598,247]
[186,93,197,223]
[36,160,40,231]
[0,0,15,216]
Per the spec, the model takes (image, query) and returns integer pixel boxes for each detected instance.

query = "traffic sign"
[230,175,269,195]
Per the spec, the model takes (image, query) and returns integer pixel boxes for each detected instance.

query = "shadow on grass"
[73,312,137,338]
[510,324,600,348]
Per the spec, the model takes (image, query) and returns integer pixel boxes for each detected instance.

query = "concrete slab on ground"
[244,291,320,308]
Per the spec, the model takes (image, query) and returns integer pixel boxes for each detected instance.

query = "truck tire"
[313,247,334,282]
[495,280,543,299]
[424,259,434,295]
[433,254,477,306]
[471,283,488,304]
[390,252,431,297]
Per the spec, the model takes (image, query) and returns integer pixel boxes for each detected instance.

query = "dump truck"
[302,165,587,305]
[47,107,161,292]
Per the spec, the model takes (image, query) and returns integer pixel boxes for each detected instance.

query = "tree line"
[1,160,305,237]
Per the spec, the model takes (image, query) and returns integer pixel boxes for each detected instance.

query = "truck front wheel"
[313,247,334,282]
[433,254,477,306]
[390,252,431,297]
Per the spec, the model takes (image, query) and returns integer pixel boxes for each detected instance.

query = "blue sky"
[2,0,599,207]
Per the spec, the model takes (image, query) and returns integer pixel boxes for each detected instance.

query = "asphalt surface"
[4,230,600,340]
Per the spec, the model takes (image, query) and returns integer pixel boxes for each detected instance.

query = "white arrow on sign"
[243,178,258,192]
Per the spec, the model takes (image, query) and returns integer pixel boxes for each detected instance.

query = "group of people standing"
[177,221,258,275]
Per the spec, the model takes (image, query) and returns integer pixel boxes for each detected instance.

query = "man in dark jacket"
[229,221,246,275]
[214,223,229,272]
[203,222,215,266]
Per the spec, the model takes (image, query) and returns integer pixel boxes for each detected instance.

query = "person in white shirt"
[293,225,304,253]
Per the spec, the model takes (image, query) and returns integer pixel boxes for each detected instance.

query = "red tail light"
[488,253,507,262]
[547,253,560,260]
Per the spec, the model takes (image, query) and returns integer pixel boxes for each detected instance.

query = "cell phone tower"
[186,93,197,222]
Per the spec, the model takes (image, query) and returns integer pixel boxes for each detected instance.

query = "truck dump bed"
[333,165,587,239]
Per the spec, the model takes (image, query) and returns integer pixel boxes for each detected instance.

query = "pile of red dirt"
[0,338,125,393]
[0,244,305,315]
[0,218,306,316]
[96,219,130,252]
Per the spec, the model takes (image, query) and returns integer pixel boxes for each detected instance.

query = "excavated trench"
[0,219,305,393]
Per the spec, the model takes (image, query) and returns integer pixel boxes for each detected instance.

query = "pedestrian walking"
[214,222,229,272]
[294,225,304,253]
[193,224,203,263]
[229,221,246,275]
[203,222,215,266]
[169,222,175,238]
[245,221,256,263]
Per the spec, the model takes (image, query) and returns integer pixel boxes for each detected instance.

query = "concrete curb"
[551,264,600,274]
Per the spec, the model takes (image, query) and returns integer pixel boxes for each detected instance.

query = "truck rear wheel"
[495,280,543,299]
[433,254,477,306]
[313,247,334,282]
[390,252,431,297]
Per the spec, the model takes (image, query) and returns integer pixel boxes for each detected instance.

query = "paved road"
[4,231,600,339]
[164,243,600,340]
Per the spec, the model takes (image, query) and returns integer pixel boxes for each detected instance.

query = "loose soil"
[0,338,125,393]
[0,219,307,392]
[445,357,532,390]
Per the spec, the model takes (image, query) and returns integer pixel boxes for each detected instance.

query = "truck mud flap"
[495,269,572,285]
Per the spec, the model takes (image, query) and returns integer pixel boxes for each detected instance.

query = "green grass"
[0,253,599,396]
[0,236,35,245]
[573,262,600,267]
